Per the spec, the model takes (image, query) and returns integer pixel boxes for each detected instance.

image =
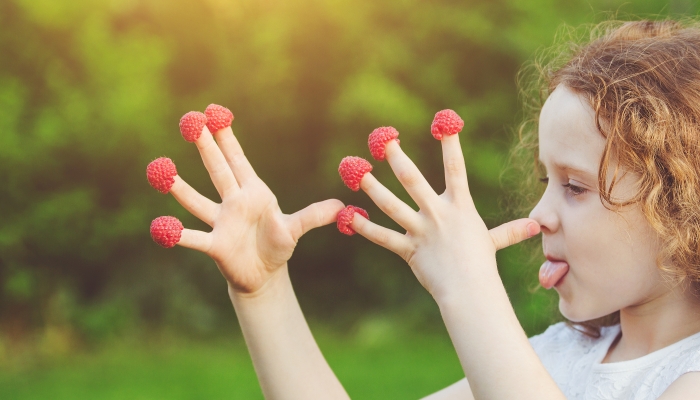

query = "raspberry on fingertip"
[205,104,234,133]
[147,157,177,194]
[150,216,184,248]
[179,111,207,142]
[368,126,400,161]
[338,156,373,191]
[430,109,464,140]
[337,205,369,235]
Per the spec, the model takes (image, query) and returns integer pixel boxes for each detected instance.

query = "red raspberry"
[205,104,234,133]
[150,216,184,248]
[337,205,369,236]
[368,126,400,161]
[338,156,372,191]
[430,109,464,140]
[179,111,207,142]
[147,157,177,194]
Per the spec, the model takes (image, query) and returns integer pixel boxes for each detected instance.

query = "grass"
[0,323,464,399]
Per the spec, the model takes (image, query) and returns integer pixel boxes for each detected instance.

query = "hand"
[348,135,540,301]
[164,118,344,295]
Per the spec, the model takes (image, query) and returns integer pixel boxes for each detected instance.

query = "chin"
[558,297,612,323]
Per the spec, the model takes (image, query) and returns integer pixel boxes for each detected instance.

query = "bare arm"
[348,134,564,399]
[151,111,348,399]
[230,266,350,399]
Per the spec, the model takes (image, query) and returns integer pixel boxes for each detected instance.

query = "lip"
[545,254,567,262]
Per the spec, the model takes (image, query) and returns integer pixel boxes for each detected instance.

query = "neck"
[606,284,700,362]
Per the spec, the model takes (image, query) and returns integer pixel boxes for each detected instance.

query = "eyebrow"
[538,159,597,179]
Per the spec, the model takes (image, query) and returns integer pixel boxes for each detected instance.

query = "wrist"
[431,259,502,308]
[228,264,291,304]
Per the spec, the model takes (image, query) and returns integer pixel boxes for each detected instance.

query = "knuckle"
[311,203,324,227]
[198,137,215,151]
[403,247,416,264]
[383,201,400,217]
[189,200,203,216]
[232,153,247,166]
[199,234,214,255]
[445,157,464,175]
[374,230,391,247]
[507,228,519,246]
[398,170,420,188]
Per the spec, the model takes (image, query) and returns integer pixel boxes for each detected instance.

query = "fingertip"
[327,198,346,212]
[150,216,184,248]
[338,156,373,191]
[527,222,541,238]
[180,111,207,142]
[205,104,234,133]
[368,126,400,161]
[147,157,177,194]
[337,205,369,236]
[431,109,464,140]
[318,199,347,224]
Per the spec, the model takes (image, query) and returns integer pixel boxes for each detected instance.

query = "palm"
[160,122,343,295]
[209,181,295,292]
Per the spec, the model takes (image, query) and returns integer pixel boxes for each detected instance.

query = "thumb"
[286,199,346,241]
[489,218,540,251]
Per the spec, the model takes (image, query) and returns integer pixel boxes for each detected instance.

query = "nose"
[528,188,560,234]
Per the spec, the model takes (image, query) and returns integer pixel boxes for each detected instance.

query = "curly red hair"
[512,19,700,337]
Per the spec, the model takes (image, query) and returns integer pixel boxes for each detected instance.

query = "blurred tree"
[0,0,690,347]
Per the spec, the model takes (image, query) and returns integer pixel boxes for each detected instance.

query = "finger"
[350,212,413,260]
[489,218,540,251]
[169,176,219,227]
[213,126,259,186]
[195,126,239,198]
[360,173,421,232]
[177,228,213,253]
[441,134,470,201]
[384,140,441,212]
[286,199,346,241]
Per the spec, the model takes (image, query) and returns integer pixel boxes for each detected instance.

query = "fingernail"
[526,223,540,238]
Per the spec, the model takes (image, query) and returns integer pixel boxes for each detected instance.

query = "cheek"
[561,206,661,315]
[557,252,625,321]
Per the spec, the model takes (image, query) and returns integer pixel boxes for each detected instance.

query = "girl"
[153,19,700,399]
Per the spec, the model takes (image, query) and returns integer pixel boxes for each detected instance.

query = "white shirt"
[529,322,700,399]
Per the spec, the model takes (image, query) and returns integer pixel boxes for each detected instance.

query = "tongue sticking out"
[539,261,569,289]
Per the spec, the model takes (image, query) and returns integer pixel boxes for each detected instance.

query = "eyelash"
[538,177,587,196]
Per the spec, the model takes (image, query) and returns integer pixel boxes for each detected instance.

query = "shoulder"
[528,321,596,352]
[528,322,616,373]
[529,321,617,346]
[527,322,608,396]
[528,322,583,367]
[658,372,700,399]
[646,330,700,398]
[528,322,571,344]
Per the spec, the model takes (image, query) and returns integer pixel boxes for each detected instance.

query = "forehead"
[538,85,605,177]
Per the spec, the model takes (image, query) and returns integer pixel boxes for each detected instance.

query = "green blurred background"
[0,0,695,398]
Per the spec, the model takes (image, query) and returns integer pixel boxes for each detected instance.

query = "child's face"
[529,85,666,322]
